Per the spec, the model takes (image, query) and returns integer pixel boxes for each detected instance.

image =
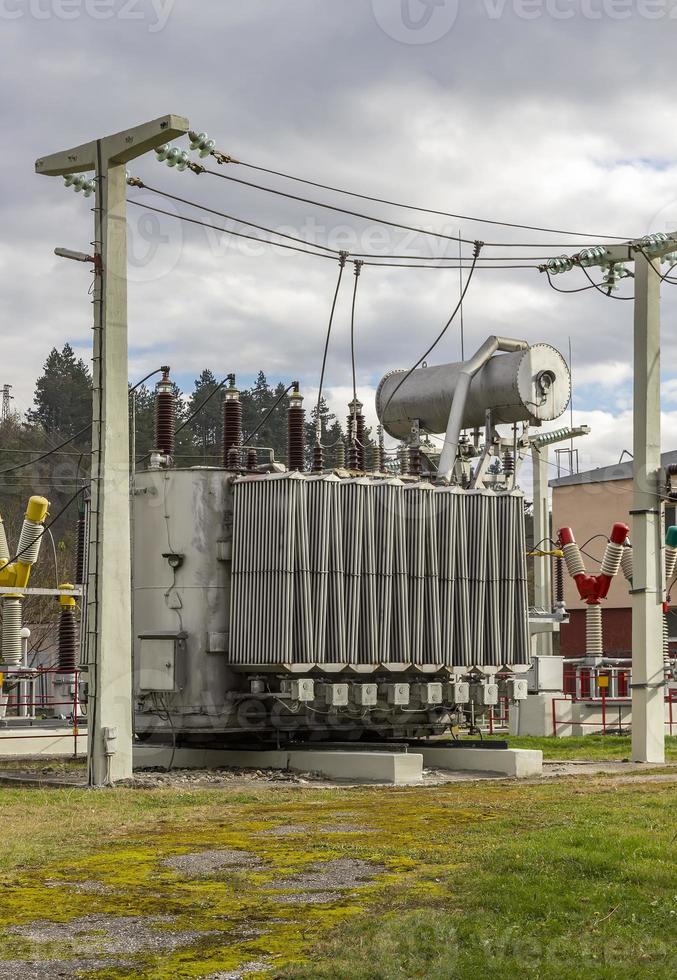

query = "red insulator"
[246,448,257,472]
[58,607,78,673]
[288,390,305,472]
[75,515,87,586]
[222,380,243,467]
[154,368,176,458]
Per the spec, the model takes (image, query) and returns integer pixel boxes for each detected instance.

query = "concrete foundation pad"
[0,728,86,758]
[419,746,543,778]
[133,745,423,785]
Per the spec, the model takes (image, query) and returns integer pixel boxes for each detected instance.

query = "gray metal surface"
[376,344,571,440]
[229,475,529,669]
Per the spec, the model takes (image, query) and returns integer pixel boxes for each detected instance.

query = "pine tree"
[187,369,223,461]
[28,344,91,440]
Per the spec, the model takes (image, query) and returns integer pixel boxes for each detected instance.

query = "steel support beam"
[631,253,665,764]
[35,115,189,785]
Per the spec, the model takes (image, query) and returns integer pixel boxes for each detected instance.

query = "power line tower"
[1,384,13,421]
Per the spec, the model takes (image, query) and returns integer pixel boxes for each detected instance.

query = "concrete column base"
[419,746,543,778]
[133,745,423,785]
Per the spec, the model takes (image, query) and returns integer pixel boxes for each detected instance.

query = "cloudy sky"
[2,0,677,481]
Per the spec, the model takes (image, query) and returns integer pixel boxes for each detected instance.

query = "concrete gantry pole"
[530,425,589,657]
[631,253,665,764]
[35,115,189,785]
[541,234,675,762]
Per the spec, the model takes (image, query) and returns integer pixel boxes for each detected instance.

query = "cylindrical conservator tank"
[376,344,571,440]
[133,468,240,734]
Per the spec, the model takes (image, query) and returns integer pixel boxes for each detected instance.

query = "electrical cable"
[135,374,232,465]
[129,197,541,269]
[580,266,634,300]
[350,260,363,418]
[242,383,297,446]
[132,180,560,264]
[544,271,600,294]
[380,241,483,420]
[0,369,165,479]
[219,152,632,241]
[128,199,336,261]
[202,167,616,251]
[0,425,92,477]
[315,254,348,438]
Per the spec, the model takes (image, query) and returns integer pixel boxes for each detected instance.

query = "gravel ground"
[0,959,118,979]
[161,848,265,875]
[9,913,215,957]
[264,858,383,896]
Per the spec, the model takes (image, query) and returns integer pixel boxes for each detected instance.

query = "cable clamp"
[126,175,145,188]
[213,150,240,166]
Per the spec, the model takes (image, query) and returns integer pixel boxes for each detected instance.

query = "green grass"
[464,734,677,761]
[0,773,674,978]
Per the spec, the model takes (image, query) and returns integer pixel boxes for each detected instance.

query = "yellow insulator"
[58,583,77,608]
[13,563,31,589]
[26,496,49,523]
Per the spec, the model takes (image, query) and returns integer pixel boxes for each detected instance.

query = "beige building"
[551,451,677,656]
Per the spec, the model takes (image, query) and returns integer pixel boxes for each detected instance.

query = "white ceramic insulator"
[600,540,624,578]
[1,598,23,666]
[585,604,603,656]
[665,546,677,583]
[620,546,633,583]
[663,614,669,667]
[17,519,43,566]
[0,519,9,565]
[563,542,585,579]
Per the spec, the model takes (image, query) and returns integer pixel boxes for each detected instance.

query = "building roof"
[549,450,677,488]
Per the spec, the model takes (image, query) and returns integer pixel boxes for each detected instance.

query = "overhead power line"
[226,155,632,241]
[130,182,555,264]
[199,166,625,250]
[128,198,540,270]
[182,131,632,241]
